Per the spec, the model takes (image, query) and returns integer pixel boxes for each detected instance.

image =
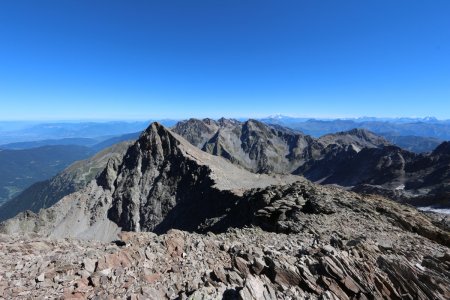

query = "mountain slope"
[0,130,141,218]
[0,137,99,150]
[383,134,443,153]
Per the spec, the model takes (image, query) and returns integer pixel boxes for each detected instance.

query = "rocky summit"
[0,122,449,299]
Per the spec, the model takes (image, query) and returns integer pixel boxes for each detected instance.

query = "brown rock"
[234,256,251,277]
[96,251,132,271]
[165,230,185,257]
[143,273,160,284]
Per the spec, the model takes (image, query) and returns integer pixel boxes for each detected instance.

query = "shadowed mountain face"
[298,145,417,186]
[301,142,450,207]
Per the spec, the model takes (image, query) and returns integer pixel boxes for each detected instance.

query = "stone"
[251,257,266,275]
[143,273,160,284]
[233,256,250,277]
[82,258,96,273]
[239,275,271,300]
[36,273,45,282]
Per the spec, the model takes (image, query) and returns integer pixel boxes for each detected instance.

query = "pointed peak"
[146,121,163,129]
[217,117,240,127]
[139,122,179,146]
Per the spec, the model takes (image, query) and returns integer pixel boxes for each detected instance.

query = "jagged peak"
[141,121,164,134]
[201,118,217,125]
[217,117,240,126]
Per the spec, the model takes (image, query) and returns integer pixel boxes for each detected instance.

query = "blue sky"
[0,0,449,120]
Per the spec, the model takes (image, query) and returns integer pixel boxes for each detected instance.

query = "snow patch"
[418,206,450,214]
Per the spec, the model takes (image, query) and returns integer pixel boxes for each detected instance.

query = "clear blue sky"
[0,0,449,120]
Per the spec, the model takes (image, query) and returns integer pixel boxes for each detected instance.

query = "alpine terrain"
[0,121,449,299]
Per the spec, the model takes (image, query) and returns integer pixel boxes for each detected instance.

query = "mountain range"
[2,117,449,153]
[261,116,450,153]
[173,118,449,208]
[1,118,449,222]
[1,121,449,299]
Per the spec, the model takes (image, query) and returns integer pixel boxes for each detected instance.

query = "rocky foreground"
[1,182,449,299]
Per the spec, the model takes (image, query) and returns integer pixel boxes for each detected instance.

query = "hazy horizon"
[0,115,449,123]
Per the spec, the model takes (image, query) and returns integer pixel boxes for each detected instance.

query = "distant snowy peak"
[266,114,289,119]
